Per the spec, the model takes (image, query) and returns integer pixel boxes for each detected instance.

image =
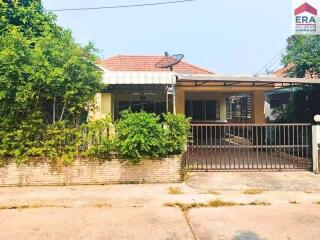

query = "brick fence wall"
[0,155,182,187]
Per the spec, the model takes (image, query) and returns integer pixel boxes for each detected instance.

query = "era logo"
[296,16,316,24]
[295,2,318,24]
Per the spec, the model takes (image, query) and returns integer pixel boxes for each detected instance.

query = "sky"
[42,0,292,74]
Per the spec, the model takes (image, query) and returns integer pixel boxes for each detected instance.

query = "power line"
[47,0,196,12]
[255,47,286,75]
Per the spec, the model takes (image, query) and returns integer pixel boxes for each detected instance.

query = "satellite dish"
[155,53,184,71]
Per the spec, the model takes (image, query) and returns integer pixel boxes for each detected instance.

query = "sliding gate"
[185,124,312,171]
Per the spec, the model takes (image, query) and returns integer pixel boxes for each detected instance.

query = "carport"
[176,74,320,171]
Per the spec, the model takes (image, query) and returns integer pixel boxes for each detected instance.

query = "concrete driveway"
[186,171,320,191]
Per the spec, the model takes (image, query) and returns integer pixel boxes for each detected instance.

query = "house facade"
[91,55,273,124]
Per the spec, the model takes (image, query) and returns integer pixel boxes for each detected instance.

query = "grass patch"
[243,189,265,195]
[0,203,61,210]
[168,186,183,195]
[164,200,271,211]
[164,200,239,211]
[164,202,206,211]
[289,201,299,204]
[207,200,237,207]
[0,202,112,210]
[93,203,112,208]
[247,201,270,206]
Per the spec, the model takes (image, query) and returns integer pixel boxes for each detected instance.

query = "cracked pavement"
[1,171,320,239]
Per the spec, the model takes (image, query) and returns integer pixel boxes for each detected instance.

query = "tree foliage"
[163,113,191,154]
[115,111,167,163]
[282,35,320,78]
[0,0,102,162]
[0,0,59,38]
[0,1,190,165]
[0,1,102,124]
[114,111,190,164]
[278,35,320,123]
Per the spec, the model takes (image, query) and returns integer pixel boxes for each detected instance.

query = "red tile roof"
[97,55,214,74]
[273,64,318,78]
[273,65,291,77]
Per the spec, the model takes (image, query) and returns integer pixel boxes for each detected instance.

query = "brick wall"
[0,156,182,187]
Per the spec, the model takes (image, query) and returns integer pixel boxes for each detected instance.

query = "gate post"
[312,115,320,173]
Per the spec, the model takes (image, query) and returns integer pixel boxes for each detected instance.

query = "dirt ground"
[1,172,320,240]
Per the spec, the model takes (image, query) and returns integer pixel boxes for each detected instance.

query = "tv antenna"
[155,52,184,71]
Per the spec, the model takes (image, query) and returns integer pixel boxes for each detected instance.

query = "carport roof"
[176,74,320,87]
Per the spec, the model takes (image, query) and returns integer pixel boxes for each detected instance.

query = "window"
[185,100,220,121]
[193,101,204,120]
[226,95,252,119]
[226,98,232,119]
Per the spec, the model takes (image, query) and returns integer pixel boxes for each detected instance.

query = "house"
[265,65,317,122]
[90,54,290,124]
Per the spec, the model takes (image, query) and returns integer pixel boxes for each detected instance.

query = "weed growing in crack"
[247,201,270,206]
[168,187,183,195]
[164,200,271,210]
[243,189,265,195]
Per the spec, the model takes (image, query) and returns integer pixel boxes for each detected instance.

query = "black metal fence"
[185,124,312,171]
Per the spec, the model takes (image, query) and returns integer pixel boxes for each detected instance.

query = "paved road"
[0,207,194,240]
[189,204,320,240]
[1,172,320,240]
[1,204,320,240]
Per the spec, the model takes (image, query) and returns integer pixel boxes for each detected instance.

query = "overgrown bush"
[81,116,113,159]
[163,113,191,154]
[0,112,46,165]
[43,121,81,165]
[0,111,190,166]
[115,111,166,163]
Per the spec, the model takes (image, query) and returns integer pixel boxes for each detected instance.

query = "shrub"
[43,121,81,165]
[0,110,191,166]
[115,111,166,163]
[81,116,113,159]
[163,113,190,154]
[0,112,46,165]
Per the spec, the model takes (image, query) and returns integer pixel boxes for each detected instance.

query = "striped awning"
[101,69,175,84]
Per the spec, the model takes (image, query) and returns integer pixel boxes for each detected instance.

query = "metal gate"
[185,124,312,171]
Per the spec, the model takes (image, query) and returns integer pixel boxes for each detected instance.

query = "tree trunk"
[60,100,67,121]
[53,95,56,124]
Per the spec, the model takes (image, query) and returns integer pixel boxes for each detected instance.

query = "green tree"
[282,35,320,78]
[0,0,59,38]
[0,0,102,127]
[280,35,320,123]
[0,0,102,161]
